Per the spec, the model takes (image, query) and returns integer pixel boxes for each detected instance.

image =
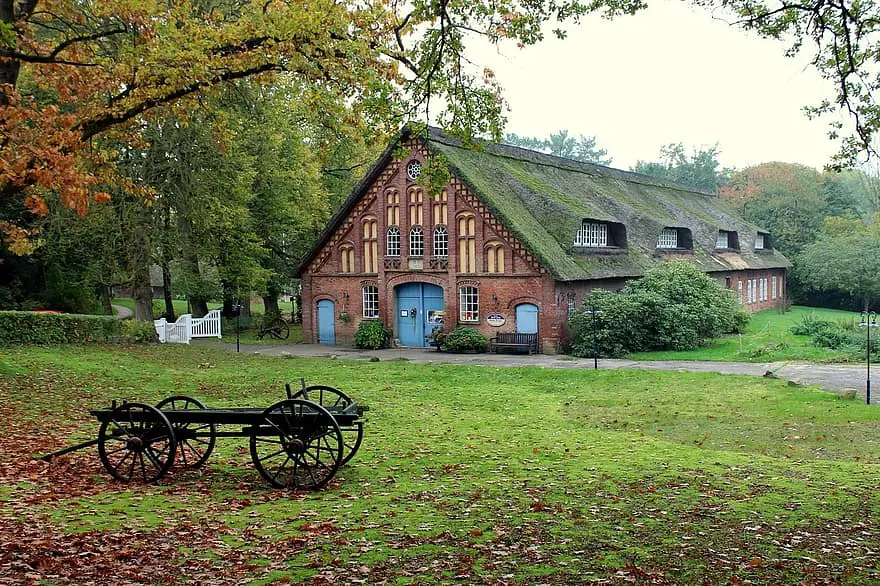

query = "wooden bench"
[488,332,539,355]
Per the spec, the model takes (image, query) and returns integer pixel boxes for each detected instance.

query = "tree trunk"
[190,296,208,318]
[161,262,175,321]
[182,251,208,318]
[263,295,280,316]
[130,206,154,321]
[98,285,113,315]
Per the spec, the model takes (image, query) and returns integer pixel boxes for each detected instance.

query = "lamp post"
[859,311,878,405]
[583,302,603,370]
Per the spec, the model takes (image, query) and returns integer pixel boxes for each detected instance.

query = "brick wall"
[713,269,788,311]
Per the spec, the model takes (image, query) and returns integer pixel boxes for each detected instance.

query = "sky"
[468,0,842,172]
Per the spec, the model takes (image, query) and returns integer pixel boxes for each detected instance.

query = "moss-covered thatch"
[424,127,789,281]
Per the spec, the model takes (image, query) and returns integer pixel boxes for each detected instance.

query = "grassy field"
[630,306,863,363]
[1,344,878,584]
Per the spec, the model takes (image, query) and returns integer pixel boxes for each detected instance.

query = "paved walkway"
[200,341,874,405]
[111,304,133,319]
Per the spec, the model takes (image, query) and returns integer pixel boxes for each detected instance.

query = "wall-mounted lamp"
[342,292,350,303]
[491,293,498,304]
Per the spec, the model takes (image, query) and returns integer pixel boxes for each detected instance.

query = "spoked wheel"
[258,317,290,340]
[98,403,177,484]
[294,385,363,465]
[249,399,343,490]
[154,395,216,468]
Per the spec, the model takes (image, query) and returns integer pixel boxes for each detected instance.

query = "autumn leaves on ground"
[1,345,878,585]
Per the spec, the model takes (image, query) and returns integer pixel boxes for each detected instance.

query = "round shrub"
[354,320,392,349]
[442,327,488,353]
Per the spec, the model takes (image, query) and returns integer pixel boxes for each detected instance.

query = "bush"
[569,261,749,358]
[353,320,392,349]
[0,311,157,345]
[442,327,488,353]
[790,314,835,336]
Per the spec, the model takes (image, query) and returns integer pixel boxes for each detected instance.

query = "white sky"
[468,0,841,171]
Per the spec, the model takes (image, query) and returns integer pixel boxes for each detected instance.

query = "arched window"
[485,242,505,273]
[386,226,400,257]
[410,226,424,257]
[362,218,378,273]
[432,189,448,226]
[458,213,476,273]
[433,225,448,258]
[385,188,400,226]
[409,186,424,226]
[340,245,355,273]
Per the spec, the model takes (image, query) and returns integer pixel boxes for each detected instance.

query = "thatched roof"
[297,126,789,281]
[424,127,788,281]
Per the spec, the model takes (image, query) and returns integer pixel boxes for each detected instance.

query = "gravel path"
[197,340,874,405]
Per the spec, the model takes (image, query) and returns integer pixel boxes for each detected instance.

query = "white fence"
[154,310,222,344]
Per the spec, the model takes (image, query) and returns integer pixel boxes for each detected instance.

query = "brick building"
[296,127,789,351]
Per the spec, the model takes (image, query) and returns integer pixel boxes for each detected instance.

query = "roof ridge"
[423,125,715,197]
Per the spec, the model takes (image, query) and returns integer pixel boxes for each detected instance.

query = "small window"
[433,225,448,257]
[772,276,777,300]
[716,230,729,249]
[755,233,765,250]
[574,222,608,247]
[386,226,400,257]
[406,160,422,181]
[459,286,479,322]
[340,245,355,273]
[410,226,424,257]
[567,297,575,320]
[737,280,743,304]
[362,285,379,318]
[657,228,678,249]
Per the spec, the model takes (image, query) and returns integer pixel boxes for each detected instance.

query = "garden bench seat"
[488,332,539,355]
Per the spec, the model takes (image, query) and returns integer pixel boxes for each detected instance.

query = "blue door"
[515,303,538,334]
[396,283,444,347]
[317,300,335,345]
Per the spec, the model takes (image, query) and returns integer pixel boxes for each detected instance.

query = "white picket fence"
[154,309,222,344]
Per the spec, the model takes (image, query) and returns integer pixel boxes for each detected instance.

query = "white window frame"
[459,286,479,322]
[716,230,729,249]
[406,160,422,181]
[567,297,575,320]
[433,225,448,257]
[362,285,379,318]
[574,222,608,247]
[771,276,777,300]
[657,228,678,249]
[737,280,743,305]
[386,226,400,257]
[409,226,424,257]
[755,233,765,250]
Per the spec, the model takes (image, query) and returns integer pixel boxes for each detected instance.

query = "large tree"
[2,0,635,252]
[504,129,613,165]
[631,143,731,193]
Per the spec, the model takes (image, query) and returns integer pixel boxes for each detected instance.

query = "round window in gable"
[406,160,422,181]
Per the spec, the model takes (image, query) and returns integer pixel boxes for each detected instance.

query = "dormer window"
[575,221,607,247]
[573,219,627,251]
[656,227,693,251]
[755,232,771,250]
[716,230,739,250]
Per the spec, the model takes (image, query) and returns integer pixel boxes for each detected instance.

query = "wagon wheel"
[98,403,177,484]
[155,395,216,469]
[249,399,343,490]
[294,385,363,465]
[258,316,290,340]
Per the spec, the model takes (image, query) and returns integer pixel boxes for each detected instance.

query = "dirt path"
[111,304,133,319]
[198,341,874,405]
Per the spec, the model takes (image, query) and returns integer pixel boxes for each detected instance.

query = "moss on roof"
[425,128,789,281]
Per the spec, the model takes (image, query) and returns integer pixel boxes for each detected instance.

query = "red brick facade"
[301,140,788,352]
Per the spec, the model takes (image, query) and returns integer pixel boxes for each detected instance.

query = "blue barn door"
[317,300,336,345]
[396,283,444,347]
[515,303,538,334]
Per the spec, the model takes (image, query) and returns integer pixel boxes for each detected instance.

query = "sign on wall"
[486,313,506,327]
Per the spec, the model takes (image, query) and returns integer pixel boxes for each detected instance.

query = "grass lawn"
[1,344,879,584]
[630,306,863,363]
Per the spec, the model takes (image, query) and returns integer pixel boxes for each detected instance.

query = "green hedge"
[0,311,157,345]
